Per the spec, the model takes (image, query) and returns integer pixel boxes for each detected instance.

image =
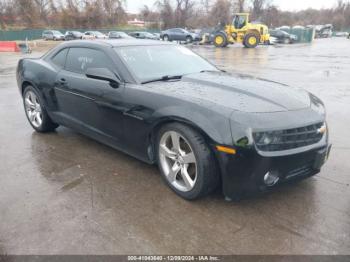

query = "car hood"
[147,72,311,113]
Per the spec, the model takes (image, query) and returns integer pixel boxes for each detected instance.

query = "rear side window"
[51,48,68,68]
[65,48,113,74]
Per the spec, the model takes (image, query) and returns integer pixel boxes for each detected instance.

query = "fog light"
[264,171,280,186]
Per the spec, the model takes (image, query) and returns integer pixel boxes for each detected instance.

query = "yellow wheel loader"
[213,13,270,48]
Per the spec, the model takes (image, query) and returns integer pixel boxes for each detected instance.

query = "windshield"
[52,31,63,35]
[115,45,218,83]
[93,31,104,36]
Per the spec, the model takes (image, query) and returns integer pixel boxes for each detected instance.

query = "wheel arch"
[147,116,218,163]
[21,81,49,111]
[21,80,36,95]
[151,116,215,142]
[246,29,261,38]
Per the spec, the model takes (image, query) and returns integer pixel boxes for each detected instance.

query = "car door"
[84,32,91,39]
[276,31,284,41]
[173,29,182,41]
[65,32,71,40]
[54,47,125,143]
[179,29,187,41]
[47,31,53,40]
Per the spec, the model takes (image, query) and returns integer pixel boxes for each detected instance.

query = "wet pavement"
[0,38,349,255]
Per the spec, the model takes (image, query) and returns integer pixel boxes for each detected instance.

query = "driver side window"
[233,16,246,29]
[65,48,114,75]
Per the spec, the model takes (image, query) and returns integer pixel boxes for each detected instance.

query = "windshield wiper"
[142,75,183,84]
[200,69,226,73]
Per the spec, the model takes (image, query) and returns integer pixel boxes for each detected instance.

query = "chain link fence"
[0,29,160,41]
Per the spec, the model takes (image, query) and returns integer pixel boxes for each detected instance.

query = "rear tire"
[23,86,59,133]
[243,33,259,48]
[156,123,219,200]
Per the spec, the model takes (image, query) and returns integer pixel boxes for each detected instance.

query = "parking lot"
[0,38,349,255]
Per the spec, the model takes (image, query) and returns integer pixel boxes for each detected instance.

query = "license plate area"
[271,147,329,181]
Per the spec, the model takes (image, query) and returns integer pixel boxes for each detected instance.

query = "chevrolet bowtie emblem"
[317,125,327,134]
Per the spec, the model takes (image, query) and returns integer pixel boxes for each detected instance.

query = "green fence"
[0,29,160,41]
[279,27,315,43]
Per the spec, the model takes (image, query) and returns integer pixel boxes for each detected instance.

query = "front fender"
[152,105,233,146]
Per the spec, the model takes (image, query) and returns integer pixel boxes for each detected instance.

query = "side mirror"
[86,68,121,88]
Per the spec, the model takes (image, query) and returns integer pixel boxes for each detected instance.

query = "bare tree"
[155,0,175,28]
[1,0,350,31]
[33,0,50,23]
[233,0,246,12]
[14,0,39,27]
[210,0,232,25]
[200,0,212,14]
[250,0,270,20]
[0,0,11,29]
[102,0,126,26]
[173,0,195,27]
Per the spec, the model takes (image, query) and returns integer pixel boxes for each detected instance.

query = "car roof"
[56,39,174,48]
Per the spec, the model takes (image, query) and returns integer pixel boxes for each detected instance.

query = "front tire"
[243,33,259,48]
[156,123,219,200]
[284,38,291,44]
[186,36,193,44]
[213,32,228,47]
[23,86,59,133]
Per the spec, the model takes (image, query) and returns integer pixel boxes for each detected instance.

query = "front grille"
[254,122,324,152]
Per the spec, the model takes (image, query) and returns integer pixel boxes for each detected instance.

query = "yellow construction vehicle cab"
[213,13,270,48]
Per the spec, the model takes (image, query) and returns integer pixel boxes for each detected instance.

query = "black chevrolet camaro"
[16,39,331,200]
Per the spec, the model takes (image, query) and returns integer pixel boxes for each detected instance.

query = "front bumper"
[215,144,331,199]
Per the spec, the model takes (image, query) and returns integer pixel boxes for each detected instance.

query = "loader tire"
[243,33,259,48]
[214,32,228,47]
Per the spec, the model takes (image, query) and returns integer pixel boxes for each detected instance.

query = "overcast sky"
[125,0,340,13]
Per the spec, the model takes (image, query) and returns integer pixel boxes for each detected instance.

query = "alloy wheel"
[24,91,43,128]
[159,131,197,192]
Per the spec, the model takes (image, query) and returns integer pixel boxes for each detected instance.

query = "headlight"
[253,132,281,145]
[253,131,282,146]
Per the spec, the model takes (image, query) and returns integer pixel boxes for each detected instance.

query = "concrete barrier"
[0,41,20,52]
